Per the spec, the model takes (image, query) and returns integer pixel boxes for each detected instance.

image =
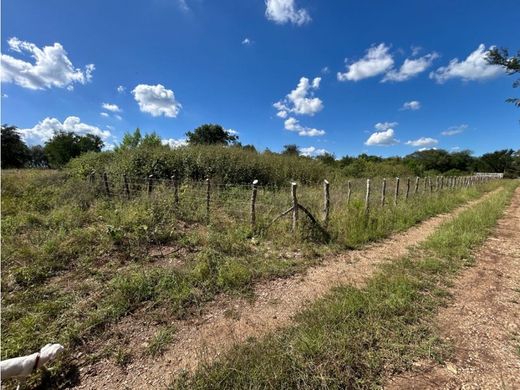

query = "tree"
[186,124,238,145]
[476,149,515,173]
[1,124,30,168]
[44,131,103,168]
[116,128,142,151]
[316,152,336,165]
[281,144,299,156]
[487,47,520,107]
[28,145,48,168]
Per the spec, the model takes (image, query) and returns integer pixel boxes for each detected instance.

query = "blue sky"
[1,0,519,157]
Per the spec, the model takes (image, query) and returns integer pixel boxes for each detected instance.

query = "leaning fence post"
[206,177,211,224]
[414,176,419,195]
[381,178,386,207]
[394,177,400,206]
[171,175,179,206]
[147,175,154,196]
[405,177,410,201]
[323,180,330,226]
[123,174,130,199]
[365,179,371,214]
[291,182,298,232]
[347,180,352,205]
[103,172,111,197]
[251,179,258,231]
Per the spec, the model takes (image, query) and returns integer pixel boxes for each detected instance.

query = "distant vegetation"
[2,124,519,183]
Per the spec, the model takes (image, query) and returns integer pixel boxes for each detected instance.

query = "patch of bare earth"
[386,187,520,390]
[75,190,501,389]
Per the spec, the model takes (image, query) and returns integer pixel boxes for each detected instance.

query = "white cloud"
[226,129,239,135]
[19,116,111,145]
[1,37,94,90]
[162,138,188,149]
[265,0,311,26]
[284,117,325,137]
[117,85,125,93]
[114,114,123,121]
[300,146,328,157]
[441,124,468,136]
[242,38,252,46]
[401,100,421,110]
[100,112,109,117]
[337,43,394,82]
[177,0,189,12]
[132,84,182,117]
[418,147,437,152]
[451,146,461,151]
[275,76,323,116]
[383,52,438,82]
[406,137,438,148]
[365,128,399,146]
[430,44,504,83]
[321,66,330,74]
[375,121,398,131]
[102,103,122,112]
[2,93,8,98]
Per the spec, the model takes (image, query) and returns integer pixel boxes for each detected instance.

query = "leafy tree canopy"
[1,124,30,168]
[281,144,300,156]
[44,131,103,168]
[487,47,519,107]
[186,124,238,145]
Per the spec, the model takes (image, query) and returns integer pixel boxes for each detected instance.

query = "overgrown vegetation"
[171,181,517,389]
[0,168,503,388]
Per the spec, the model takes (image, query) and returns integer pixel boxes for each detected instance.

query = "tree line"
[2,123,519,178]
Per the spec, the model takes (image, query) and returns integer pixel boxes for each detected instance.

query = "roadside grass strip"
[172,182,517,389]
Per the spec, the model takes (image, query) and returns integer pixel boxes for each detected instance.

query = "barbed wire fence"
[86,171,499,236]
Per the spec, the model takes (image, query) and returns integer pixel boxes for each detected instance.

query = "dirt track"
[386,187,520,389]
[76,190,502,389]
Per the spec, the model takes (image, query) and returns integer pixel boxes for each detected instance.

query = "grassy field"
[171,181,518,389]
[0,169,505,388]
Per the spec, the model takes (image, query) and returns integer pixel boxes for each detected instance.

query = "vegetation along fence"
[86,171,498,238]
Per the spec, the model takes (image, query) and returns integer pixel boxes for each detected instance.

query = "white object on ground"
[1,343,64,379]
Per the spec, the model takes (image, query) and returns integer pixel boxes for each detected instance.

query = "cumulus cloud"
[226,129,239,135]
[132,84,182,117]
[405,137,438,148]
[365,122,399,146]
[337,43,394,82]
[441,124,468,136]
[242,38,252,46]
[300,146,328,157]
[100,112,109,117]
[275,77,323,116]
[284,117,325,137]
[102,103,122,112]
[383,52,438,82]
[1,37,94,90]
[430,44,504,83]
[401,100,421,110]
[265,0,311,25]
[365,129,399,146]
[117,85,125,93]
[162,138,188,149]
[19,116,111,145]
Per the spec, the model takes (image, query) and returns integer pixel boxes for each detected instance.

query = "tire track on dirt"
[386,186,520,389]
[76,189,502,389]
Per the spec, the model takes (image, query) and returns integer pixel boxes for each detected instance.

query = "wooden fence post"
[323,180,330,226]
[123,174,130,199]
[381,178,386,207]
[171,175,179,206]
[206,177,211,224]
[147,175,154,196]
[89,170,96,184]
[251,179,258,231]
[291,182,298,232]
[365,179,371,214]
[347,180,352,205]
[394,177,400,206]
[429,177,433,194]
[405,177,410,201]
[414,176,419,195]
[103,172,111,197]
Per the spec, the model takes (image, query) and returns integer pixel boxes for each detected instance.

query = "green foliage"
[1,124,30,168]
[44,131,103,168]
[186,124,238,145]
[281,144,300,156]
[487,47,520,107]
[115,128,166,151]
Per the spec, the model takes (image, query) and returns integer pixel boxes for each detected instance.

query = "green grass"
[0,169,506,389]
[170,181,517,389]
